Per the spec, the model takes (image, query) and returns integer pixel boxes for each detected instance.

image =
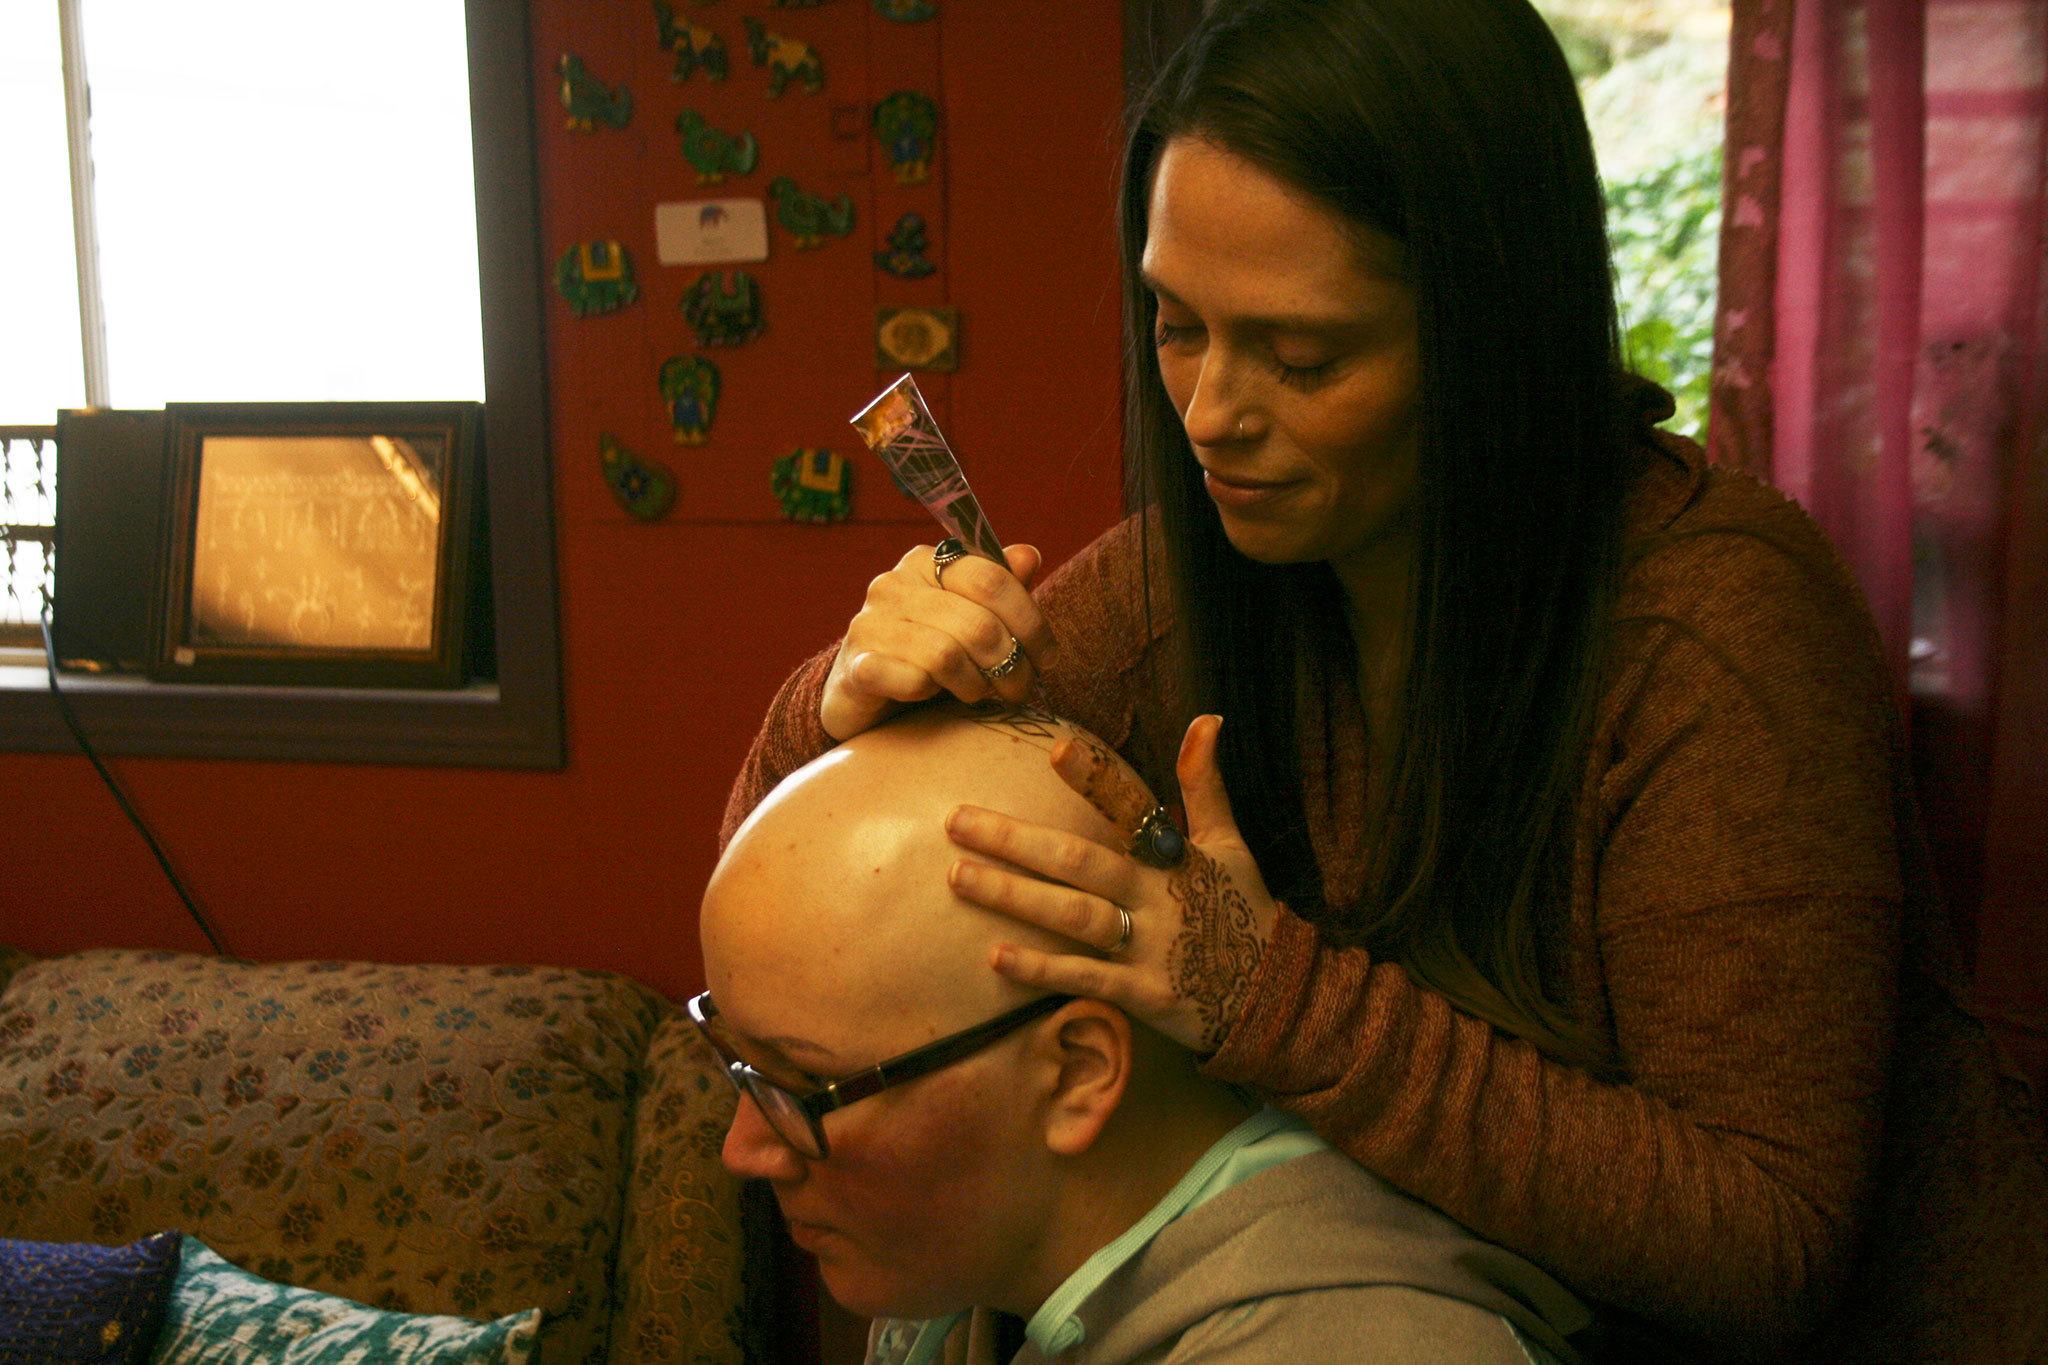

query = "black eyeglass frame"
[687,989,1075,1159]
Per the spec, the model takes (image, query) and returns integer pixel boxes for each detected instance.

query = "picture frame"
[152,401,483,688]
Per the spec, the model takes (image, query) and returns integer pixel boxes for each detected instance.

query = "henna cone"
[850,374,1005,562]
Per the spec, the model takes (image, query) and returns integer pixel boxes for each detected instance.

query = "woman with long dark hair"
[722,0,2048,1357]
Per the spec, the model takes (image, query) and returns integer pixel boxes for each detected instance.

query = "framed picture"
[152,402,483,688]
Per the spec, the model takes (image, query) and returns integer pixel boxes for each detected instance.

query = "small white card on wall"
[656,199,769,266]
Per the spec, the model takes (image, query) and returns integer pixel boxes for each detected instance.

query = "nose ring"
[1236,416,1247,439]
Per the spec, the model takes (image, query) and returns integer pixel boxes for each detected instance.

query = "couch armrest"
[611,1011,754,1363]
[0,946,33,999]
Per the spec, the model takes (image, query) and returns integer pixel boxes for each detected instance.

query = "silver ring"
[979,637,1025,682]
[1130,806,1188,869]
[932,537,968,588]
[1106,904,1132,955]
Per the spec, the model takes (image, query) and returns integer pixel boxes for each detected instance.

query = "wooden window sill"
[0,658,561,767]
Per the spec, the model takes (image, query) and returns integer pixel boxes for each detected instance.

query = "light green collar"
[1024,1106,1323,1357]
[876,1312,964,1365]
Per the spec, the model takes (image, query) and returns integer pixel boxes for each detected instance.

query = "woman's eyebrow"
[1139,270,1188,307]
[1141,271,1373,335]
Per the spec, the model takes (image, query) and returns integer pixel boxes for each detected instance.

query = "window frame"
[0,0,564,768]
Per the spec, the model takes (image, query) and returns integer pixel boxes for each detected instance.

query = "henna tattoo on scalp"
[968,704,1155,826]
[962,703,1162,854]
[1165,850,1264,1055]
[965,700,1062,748]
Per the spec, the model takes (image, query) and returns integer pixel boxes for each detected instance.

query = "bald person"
[696,703,1590,1365]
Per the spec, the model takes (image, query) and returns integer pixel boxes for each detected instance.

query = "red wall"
[0,1,1129,1006]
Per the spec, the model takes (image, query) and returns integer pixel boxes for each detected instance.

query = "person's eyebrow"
[1140,271,1373,336]
[746,1029,845,1075]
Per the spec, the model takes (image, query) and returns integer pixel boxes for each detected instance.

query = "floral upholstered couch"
[0,946,759,1363]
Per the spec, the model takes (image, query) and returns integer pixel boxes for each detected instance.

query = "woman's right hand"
[818,541,1059,742]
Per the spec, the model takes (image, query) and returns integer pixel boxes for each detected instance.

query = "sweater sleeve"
[718,640,841,851]
[1203,499,1906,1357]
[717,516,1167,852]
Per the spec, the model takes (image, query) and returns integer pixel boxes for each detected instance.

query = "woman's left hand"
[943,714,1280,1055]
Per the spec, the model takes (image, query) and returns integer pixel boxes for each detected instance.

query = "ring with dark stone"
[932,537,969,588]
[1130,806,1188,869]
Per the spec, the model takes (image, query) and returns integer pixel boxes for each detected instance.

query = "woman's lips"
[1203,469,1299,510]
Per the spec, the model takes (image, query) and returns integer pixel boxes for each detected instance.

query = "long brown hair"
[1122,0,1637,1076]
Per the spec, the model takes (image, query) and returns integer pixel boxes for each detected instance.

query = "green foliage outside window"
[1606,142,1721,440]
[1538,1,1728,443]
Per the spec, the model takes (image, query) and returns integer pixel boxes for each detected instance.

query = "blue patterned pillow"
[149,1238,540,1364]
[0,1230,183,1364]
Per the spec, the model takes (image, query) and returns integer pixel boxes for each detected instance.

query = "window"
[0,429,55,647]
[0,0,563,767]
[1536,0,1732,441]
[3,4,485,417]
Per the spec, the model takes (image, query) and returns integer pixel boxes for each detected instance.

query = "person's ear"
[1031,1000,1132,1157]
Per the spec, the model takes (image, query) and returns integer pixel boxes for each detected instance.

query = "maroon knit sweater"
[720,434,2048,1361]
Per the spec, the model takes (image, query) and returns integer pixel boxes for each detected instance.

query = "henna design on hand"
[1165,850,1264,1055]
[1052,732,1155,832]
[963,705,1160,833]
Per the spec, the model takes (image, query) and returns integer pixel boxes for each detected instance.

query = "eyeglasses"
[686,989,1074,1160]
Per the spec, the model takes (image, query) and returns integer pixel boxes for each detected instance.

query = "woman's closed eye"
[775,1056,832,1089]
[730,1035,832,1091]
[1270,353,1338,390]
[1155,307,1344,391]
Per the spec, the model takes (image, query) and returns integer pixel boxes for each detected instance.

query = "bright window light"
[0,6,87,425]
[80,1,485,409]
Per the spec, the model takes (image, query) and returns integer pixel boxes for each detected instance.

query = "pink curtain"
[1711,0,2048,1102]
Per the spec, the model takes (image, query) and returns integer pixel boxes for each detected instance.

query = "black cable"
[38,607,229,956]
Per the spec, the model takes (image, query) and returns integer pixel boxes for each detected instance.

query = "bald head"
[704,703,1141,1056]
[704,704,1254,1321]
